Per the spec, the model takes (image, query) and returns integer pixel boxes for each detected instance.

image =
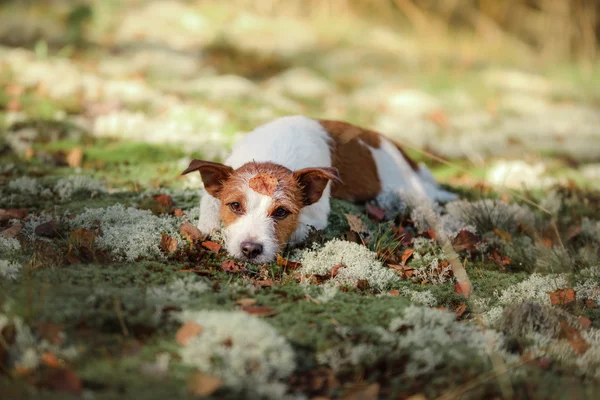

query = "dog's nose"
[240,241,263,259]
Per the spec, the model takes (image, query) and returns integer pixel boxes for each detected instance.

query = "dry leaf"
[389,290,400,296]
[493,227,512,241]
[401,248,414,265]
[365,203,385,222]
[489,250,511,269]
[249,173,278,196]
[454,303,467,318]
[201,241,221,254]
[66,147,83,168]
[41,352,61,368]
[388,264,415,278]
[356,280,370,291]
[454,281,471,298]
[342,383,380,400]
[160,233,178,254]
[69,228,97,249]
[242,305,277,317]
[188,371,223,397]
[176,322,204,345]
[180,223,203,242]
[578,316,592,329]
[35,221,59,238]
[38,323,64,345]
[221,259,241,273]
[0,208,28,221]
[236,298,257,307]
[548,288,576,305]
[1,223,22,238]
[253,279,274,288]
[560,321,590,355]
[331,263,345,278]
[345,214,368,234]
[153,194,173,209]
[276,254,302,270]
[585,299,595,308]
[452,230,479,252]
[41,368,82,395]
[173,208,185,217]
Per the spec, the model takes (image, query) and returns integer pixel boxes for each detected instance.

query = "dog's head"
[182,160,340,263]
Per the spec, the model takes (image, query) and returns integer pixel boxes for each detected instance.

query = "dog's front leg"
[197,189,221,235]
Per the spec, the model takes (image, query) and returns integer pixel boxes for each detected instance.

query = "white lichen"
[147,275,209,304]
[69,204,181,261]
[314,284,339,303]
[8,176,41,195]
[497,273,569,305]
[445,199,535,234]
[298,239,399,290]
[0,260,21,280]
[318,305,513,378]
[0,236,21,252]
[179,310,296,399]
[400,288,438,307]
[54,175,107,200]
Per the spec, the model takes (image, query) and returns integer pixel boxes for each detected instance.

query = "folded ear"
[181,160,234,198]
[293,167,342,206]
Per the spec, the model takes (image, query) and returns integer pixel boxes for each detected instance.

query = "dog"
[182,116,455,263]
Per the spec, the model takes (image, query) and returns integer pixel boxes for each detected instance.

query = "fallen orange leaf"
[176,322,204,346]
[160,233,177,254]
[578,316,592,329]
[276,254,302,270]
[560,321,590,355]
[331,263,345,278]
[242,305,277,317]
[548,288,576,305]
[201,240,221,254]
[187,371,223,397]
[454,303,467,318]
[180,223,203,242]
[221,259,241,273]
[365,203,385,222]
[401,248,414,265]
[454,281,471,298]
[236,298,257,307]
[41,352,61,368]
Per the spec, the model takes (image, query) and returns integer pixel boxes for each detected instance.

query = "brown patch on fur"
[249,173,279,197]
[219,187,246,227]
[181,160,234,197]
[318,121,381,202]
[319,119,381,148]
[293,168,341,206]
[218,163,305,248]
[270,206,299,247]
[319,119,421,203]
[319,119,419,173]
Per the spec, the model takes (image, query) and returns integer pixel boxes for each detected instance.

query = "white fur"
[198,116,333,243]
[367,137,457,203]
[224,184,280,263]
[195,115,456,261]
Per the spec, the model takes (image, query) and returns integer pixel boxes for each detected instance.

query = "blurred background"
[1,0,599,191]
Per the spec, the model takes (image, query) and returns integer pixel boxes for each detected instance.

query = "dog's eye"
[228,202,243,214]
[271,207,290,220]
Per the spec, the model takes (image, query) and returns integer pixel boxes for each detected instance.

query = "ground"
[1,1,600,399]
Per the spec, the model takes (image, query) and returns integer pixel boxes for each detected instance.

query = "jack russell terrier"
[182,116,455,263]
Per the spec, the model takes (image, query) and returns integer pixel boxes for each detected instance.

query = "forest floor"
[1,1,600,399]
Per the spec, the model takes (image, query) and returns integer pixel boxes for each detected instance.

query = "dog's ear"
[293,167,342,206]
[182,160,234,197]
